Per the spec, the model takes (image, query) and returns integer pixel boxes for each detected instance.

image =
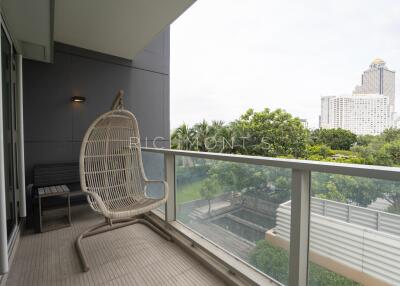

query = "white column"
[16,54,26,217]
[164,153,175,222]
[0,33,9,274]
[288,169,311,286]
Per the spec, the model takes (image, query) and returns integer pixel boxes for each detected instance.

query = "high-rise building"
[353,58,395,113]
[320,59,395,135]
[320,94,390,135]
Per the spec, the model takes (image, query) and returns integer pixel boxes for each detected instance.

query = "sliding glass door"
[2,26,18,241]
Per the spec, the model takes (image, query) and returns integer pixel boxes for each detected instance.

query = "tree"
[356,134,376,146]
[311,128,357,150]
[200,178,218,214]
[232,108,308,157]
[171,123,196,150]
[193,120,210,152]
[382,128,400,142]
[380,180,400,214]
[384,140,400,165]
[351,130,400,167]
[312,173,382,207]
[205,161,291,204]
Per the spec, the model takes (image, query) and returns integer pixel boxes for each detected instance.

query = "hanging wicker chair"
[75,91,170,272]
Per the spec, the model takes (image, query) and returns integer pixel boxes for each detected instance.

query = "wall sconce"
[71,96,86,103]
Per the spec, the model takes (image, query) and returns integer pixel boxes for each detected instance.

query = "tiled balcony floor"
[6,206,227,286]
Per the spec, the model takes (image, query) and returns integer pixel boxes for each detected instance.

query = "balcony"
[1,1,398,286]
[6,206,227,286]
[5,147,400,285]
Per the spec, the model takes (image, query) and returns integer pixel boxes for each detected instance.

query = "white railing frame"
[142,147,400,286]
[164,152,176,221]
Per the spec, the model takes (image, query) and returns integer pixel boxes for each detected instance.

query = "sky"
[170,0,400,129]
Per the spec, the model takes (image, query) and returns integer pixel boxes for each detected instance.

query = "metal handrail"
[142,147,400,181]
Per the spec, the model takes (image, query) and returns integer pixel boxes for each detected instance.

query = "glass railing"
[142,151,166,214]
[142,148,400,286]
[308,174,400,286]
[175,156,291,285]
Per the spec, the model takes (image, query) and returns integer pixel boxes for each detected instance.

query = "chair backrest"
[79,109,147,212]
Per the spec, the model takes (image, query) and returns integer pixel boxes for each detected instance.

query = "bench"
[32,162,86,231]
[34,162,79,189]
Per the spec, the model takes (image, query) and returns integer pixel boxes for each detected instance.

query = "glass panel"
[142,151,165,214]
[309,173,400,285]
[2,27,17,239]
[176,155,292,285]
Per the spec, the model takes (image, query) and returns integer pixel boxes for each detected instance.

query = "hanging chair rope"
[111,90,125,110]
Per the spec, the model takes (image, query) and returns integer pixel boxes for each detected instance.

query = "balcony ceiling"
[54,0,195,60]
[1,0,195,62]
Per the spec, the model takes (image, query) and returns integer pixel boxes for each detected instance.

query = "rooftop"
[370,58,386,68]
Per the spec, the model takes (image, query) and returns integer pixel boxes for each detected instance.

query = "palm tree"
[171,123,196,167]
[171,123,195,150]
[193,120,210,152]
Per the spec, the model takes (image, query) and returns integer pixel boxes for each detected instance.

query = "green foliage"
[200,178,218,213]
[384,140,400,165]
[233,108,308,157]
[250,241,359,286]
[176,164,209,186]
[250,241,289,283]
[176,180,207,204]
[312,173,383,207]
[311,128,357,150]
[382,128,400,142]
[171,123,196,150]
[171,108,309,158]
[172,109,400,214]
[205,161,291,204]
[352,130,400,167]
[379,180,400,214]
[306,144,334,158]
[356,134,375,146]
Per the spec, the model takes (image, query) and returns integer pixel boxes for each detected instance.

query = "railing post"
[164,153,176,222]
[289,169,311,286]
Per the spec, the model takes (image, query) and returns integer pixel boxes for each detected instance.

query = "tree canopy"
[171,108,400,214]
[171,108,309,157]
[310,128,357,150]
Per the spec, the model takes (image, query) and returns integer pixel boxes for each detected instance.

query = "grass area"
[176,178,229,205]
[176,180,205,204]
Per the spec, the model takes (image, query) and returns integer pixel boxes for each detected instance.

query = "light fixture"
[71,96,86,102]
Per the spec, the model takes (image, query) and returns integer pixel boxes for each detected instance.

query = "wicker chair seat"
[80,108,168,220]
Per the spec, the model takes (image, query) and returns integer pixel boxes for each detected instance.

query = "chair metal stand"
[75,215,171,272]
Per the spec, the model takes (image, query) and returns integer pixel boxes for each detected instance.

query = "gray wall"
[23,28,170,184]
